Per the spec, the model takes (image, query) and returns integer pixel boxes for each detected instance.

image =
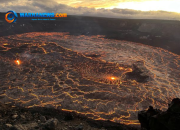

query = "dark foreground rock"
[0,102,139,130]
[138,98,180,130]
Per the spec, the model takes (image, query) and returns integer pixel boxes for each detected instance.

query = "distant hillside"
[0,12,180,55]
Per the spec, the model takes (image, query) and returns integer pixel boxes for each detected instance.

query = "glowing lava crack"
[0,32,179,125]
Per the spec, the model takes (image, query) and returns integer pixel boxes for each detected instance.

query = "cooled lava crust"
[0,32,179,125]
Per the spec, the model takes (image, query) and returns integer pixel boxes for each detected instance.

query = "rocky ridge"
[138,98,180,130]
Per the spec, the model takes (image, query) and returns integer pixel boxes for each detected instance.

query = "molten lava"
[0,32,179,126]
[119,67,124,70]
[15,60,20,65]
[110,77,116,80]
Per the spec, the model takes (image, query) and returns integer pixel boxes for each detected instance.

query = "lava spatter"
[0,32,179,126]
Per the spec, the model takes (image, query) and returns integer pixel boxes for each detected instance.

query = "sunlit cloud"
[59,0,180,13]
[0,0,180,20]
[113,0,180,13]
[1,0,180,13]
[56,0,164,8]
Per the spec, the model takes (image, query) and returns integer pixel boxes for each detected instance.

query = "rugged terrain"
[138,98,180,130]
[0,102,139,130]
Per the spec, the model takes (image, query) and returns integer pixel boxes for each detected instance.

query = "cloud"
[0,0,180,20]
[0,0,168,8]
[0,0,15,3]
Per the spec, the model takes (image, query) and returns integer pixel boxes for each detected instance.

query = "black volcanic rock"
[138,98,180,130]
[0,102,139,130]
[85,54,101,58]
[168,98,180,114]
[125,61,152,83]
[138,106,161,129]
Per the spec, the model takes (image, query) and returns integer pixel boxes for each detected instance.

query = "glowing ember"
[127,68,133,72]
[119,67,124,70]
[15,60,20,65]
[110,77,116,80]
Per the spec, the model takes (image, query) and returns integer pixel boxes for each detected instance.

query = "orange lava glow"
[110,77,116,80]
[119,67,124,70]
[0,32,180,126]
[126,68,133,72]
[15,60,20,65]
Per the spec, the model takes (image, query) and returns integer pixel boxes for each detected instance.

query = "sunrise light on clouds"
[1,0,180,13]
[114,0,180,13]
[61,0,180,13]
[1,0,180,20]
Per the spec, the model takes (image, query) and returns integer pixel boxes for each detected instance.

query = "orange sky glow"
[57,0,180,13]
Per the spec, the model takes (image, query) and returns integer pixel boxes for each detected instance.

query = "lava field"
[0,32,179,125]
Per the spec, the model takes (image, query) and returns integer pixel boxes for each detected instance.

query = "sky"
[1,0,180,20]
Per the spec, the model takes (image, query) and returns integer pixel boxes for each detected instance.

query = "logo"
[19,13,67,18]
[5,10,18,23]
[5,10,67,23]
